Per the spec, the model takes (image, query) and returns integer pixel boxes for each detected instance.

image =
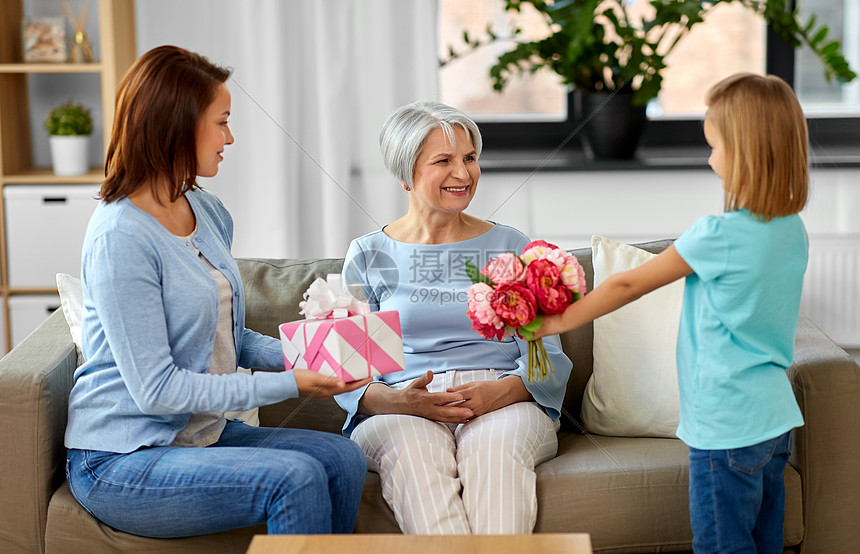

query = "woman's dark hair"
[101,45,232,203]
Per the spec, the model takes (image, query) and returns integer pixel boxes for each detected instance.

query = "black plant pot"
[571,91,647,160]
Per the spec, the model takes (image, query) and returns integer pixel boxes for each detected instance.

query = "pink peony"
[520,240,561,265]
[491,282,538,328]
[481,252,526,285]
[523,239,560,252]
[467,283,506,340]
[559,255,588,299]
[526,259,574,314]
[521,241,587,299]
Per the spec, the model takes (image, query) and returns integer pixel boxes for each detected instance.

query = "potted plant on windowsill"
[443,0,856,160]
[44,100,92,176]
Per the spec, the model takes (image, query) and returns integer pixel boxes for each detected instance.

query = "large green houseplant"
[444,0,856,158]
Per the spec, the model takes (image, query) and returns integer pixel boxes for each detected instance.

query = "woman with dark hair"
[64,45,369,538]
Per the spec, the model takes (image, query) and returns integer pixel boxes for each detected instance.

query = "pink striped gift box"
[278,311,406,382]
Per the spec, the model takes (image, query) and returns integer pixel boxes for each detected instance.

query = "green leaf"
[464,258,493,285]
[820,41,840,56]
[517,315,543,341]
[486,23,497,41]
[810,26,829,47]
[803,13,817,34]
[521,316,542,332]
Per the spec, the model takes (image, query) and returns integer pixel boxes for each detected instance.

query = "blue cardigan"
[66,189,295,453]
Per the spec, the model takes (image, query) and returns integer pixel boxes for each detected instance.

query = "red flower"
[490,282,537,328]
[467,283,507,340]
[522,239,561,252]
[526,259,573,314]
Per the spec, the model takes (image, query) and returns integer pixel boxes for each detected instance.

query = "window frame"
[476,28,860,152]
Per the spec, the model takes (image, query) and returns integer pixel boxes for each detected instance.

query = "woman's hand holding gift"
[294,369,372,398]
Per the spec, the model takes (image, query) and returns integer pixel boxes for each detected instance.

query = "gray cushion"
[46,483,265,553]
[532,434,802,550]
[238,257,345,339]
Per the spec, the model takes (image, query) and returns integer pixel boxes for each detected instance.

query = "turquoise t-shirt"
[673,210,807,450]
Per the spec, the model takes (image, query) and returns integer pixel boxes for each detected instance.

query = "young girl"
[537,73,808,553]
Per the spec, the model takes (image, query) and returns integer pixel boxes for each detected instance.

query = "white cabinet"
[8,294,61,347]
[4,184,100,287]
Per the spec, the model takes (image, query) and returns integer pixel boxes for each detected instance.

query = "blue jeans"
[66,421,366,537]
[688,432,791,554]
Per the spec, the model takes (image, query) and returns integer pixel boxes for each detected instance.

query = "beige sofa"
[1,240,858,553]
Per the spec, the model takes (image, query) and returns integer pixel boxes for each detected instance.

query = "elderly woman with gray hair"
[335,101,572,534]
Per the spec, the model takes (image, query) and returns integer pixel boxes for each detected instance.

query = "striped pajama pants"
[351,369,560,534]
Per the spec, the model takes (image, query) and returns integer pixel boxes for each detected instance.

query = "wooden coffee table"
[246,533,592,553]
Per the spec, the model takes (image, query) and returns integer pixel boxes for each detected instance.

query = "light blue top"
[65,189,295,453]
[673,210,807,450]
[334,223,573,436]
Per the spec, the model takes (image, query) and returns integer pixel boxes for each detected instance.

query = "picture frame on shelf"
[21,17,67,63]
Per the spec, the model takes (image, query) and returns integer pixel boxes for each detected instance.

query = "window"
[795,0,860,114]
[438,0,860,150]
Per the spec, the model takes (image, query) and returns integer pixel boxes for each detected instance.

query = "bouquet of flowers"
[466,240,587,382]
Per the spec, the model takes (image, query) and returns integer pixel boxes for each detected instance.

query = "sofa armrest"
[0,310,77,554]
[787,313,860,553]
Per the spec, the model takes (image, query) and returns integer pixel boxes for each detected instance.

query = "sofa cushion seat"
[46,482,267,553]
[533,433,803,552]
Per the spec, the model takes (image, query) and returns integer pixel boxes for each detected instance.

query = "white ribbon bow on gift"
[298,274,371,320]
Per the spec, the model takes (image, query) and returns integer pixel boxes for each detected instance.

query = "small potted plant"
[444,0,857,159]
[44,100,92,176]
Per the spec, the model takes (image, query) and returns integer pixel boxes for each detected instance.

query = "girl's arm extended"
[535,245,693,338]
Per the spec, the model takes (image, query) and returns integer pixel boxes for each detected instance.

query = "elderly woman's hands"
[359,370,474,424]
[447,376,532,418]
[358,371,536,422]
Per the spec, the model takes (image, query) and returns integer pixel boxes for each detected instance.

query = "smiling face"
[196,82,233,178]
[410,126,480,215]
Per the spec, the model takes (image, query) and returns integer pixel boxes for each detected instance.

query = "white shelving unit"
[0,0,136,353]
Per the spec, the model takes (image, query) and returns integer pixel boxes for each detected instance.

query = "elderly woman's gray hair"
[379,101,482,189]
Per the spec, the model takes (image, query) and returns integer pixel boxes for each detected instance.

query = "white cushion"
[56,273,84,365]
[54,273,260,426]
[580,236,684,438]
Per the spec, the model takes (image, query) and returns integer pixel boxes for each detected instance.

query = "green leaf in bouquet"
[465,258,494,285]
[517,315,543,341]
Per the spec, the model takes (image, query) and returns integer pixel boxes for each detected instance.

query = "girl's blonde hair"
[705,73,808,221]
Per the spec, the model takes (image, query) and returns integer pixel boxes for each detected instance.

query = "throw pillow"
[580,236,684,438]
[56,273,84,365]
[54,273,260,426]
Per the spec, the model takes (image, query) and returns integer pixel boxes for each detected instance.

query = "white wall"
[473,170,725,250]
[478,167,860,348]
